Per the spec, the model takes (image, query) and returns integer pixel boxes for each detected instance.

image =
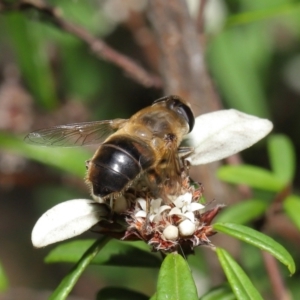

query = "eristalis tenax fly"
[25,95,195,208]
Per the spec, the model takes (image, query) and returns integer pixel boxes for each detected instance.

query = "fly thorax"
[140,115,173,138]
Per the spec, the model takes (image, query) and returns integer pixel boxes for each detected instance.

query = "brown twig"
[147,0,221,114]
[147,0,238,285]
[0,0,162,89]
[124,10,160,74]
[251,183,292,300]
[225,154,253,198]
[196,0,207,33]
[262,251,291,300]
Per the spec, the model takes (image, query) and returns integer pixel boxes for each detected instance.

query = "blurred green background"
[0,0,300,299]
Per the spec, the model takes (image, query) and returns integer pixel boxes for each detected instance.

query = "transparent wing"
[24,119,128,147]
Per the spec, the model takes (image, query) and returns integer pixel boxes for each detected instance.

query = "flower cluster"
[123,176,223,252]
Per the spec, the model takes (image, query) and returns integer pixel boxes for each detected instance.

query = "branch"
[0,0,162,89]
[147,0,221,114]
[196,0,207,33]
[262,251,291,300]
[147,0,239,286]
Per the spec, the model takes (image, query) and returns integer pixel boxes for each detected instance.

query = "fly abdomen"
[88,135,155,198]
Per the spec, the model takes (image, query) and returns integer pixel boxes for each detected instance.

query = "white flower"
[135,198,171,222]
[169,192,204,222]
[31,109,273,247]
[135,193,205,226]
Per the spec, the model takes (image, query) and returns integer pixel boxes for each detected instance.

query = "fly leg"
[177,147,194,174]
[106,194,113,209]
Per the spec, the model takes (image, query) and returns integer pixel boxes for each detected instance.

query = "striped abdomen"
[87,135,155,198]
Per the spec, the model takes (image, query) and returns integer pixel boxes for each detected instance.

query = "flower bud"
[179,219,196,236]
[113,195,128,213]
[163,225,179,240]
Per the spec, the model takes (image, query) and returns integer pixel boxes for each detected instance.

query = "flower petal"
[188,202,205,211]
[135,210,147,218]
[173,193,192,208]
[185,109,273,165]
[149,214,156,222]
[184,211,195,222]
[152,205,171,222]
[137,198,146,211]
[32,199,108,248]
[169,207,182,216]
[157,205,171,215]
[151,198,163,212]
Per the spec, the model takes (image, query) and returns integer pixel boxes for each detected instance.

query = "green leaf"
[61,44,106,100]
[49,237,110,300]
[283,195,300,231]
[216,248,263,300]
[213,223,296,274]
[96,287,149,300]
[216,199,267,225]
[0,260,9,292]
[267,134,296,184]
[4,13,58,110]
[51,0,111,35]
[200,284,236,300]
[0,133,90,177]
[156,253,198,300]
[217,165,285,192]
[226,3,300,27]
[149,294,156,300]
[208,27,270,118]
[45,239,161,268]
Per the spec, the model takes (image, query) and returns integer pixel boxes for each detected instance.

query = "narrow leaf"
[200,284,236,300]
[96,287,149,300]
[217,165,285,192]
[0,260,9,292]
[226,3,300,27]
[4,13,58,110]
[216,199,267,225]
[207,29,270,117]
[156,253,198,300]
[216,248,263,300]
[49,237,110,300]
[283,195,300,231]
[268,134,296,184]
[186,110,272,165]
[0,133,90,177]
[45,239,161,268]
[213,223,295,274]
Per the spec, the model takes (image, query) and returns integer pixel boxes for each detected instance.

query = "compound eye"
[153,96,195,132]
[176,105,194,132]
[172,101,195,133]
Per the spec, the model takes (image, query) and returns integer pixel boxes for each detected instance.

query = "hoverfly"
[25,95,195,206]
